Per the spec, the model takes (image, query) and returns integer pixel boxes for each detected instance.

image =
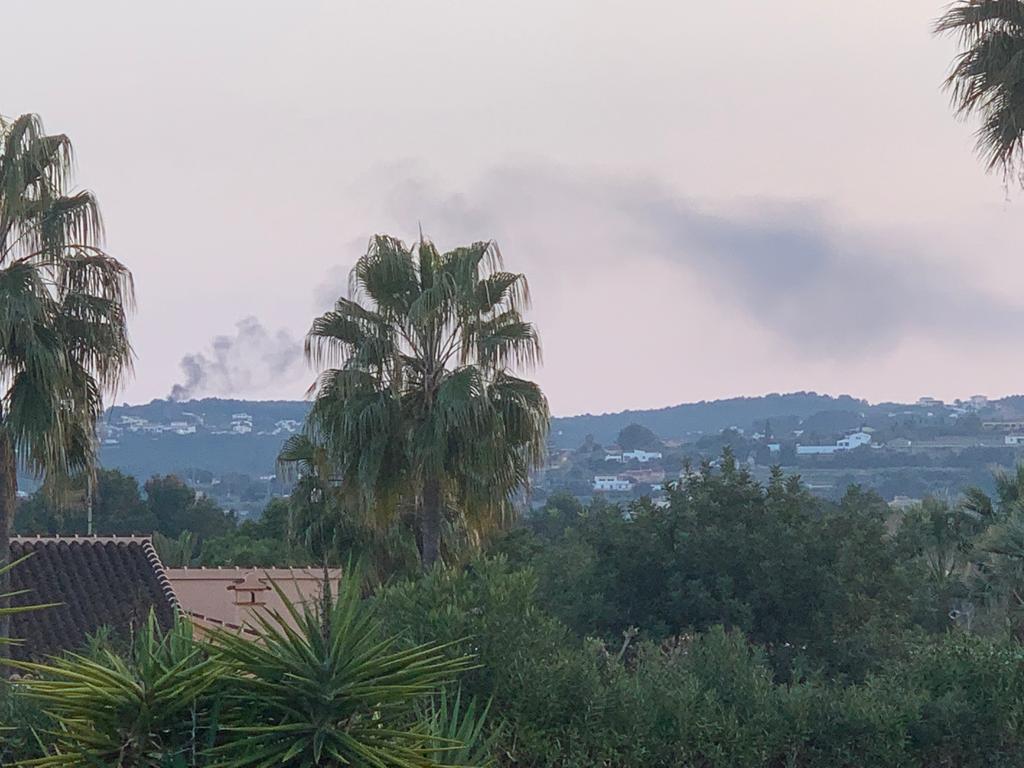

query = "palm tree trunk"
[0,431,15,656]
[420,477,442,569]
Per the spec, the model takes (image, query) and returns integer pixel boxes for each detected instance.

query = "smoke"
[168,317,305,401]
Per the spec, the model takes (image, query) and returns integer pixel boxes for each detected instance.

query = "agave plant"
[206,571,474,768]
[10,612,222,767]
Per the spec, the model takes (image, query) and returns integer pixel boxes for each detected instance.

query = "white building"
[604,453,624,463]
[621,449,663,463]
[837,432,872,450]
[1006,435,1024,446]
[767,443,781,455]
[593,475,632,492]
[796,431,872,456]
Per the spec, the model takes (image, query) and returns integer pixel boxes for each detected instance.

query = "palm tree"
[0,113,133,642]
[935,1,1024,183]
[301,234,548,568]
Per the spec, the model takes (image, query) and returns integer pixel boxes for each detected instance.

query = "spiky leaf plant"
[206,571,474,768]
[419,688,498,768]
[9,612,221,767]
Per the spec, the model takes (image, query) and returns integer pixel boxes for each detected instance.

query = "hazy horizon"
[6,1,1023,415]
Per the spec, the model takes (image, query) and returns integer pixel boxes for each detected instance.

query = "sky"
[4,1,1023,416]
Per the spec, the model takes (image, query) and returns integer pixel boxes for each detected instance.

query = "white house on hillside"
[621,449,663,463]
[593,475,632,492]
[796,431,872,456]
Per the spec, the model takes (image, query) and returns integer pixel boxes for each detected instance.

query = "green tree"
[615,423,662,451]
[144,474,234,540]
[935,1,1024,184]
[0,113,133,645]
[302,234,549,568]
[14,469,153,536]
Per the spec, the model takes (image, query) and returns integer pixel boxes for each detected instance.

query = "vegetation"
[10,613,220,767]
[936,0,1024,185]
[8,573,476,768]
[0,113,133,644]
[5,100,1024,768]
[294,234,548,568]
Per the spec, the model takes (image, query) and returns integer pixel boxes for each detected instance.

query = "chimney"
[227,572,270,606]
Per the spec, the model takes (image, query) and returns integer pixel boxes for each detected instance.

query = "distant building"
[984,421,1024,432]
[917,396,944,408]
[604,452,624,463]
[889,495,921,511]
[767,443,781,455]
[621,449,663,463]
[1006,435,1024,446]
[796,431,872,456]
[593,475,632,492]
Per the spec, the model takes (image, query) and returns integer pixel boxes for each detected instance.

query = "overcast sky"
[4,1,1023,416]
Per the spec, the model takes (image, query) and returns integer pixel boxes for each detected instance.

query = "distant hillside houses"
[604,449,664,463]
[593,475,632,492]
[796,431,872,456]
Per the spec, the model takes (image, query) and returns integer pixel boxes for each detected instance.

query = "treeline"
[368,455,1024,766]
[13,470,307,567]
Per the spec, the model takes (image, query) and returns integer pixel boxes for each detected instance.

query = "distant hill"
[94,398,311,484]
[549,392,867,448]
[79,392,1016,485]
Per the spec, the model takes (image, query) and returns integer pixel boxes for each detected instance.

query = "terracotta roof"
[8,536,178,662]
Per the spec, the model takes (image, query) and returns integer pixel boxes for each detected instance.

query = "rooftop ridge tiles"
[142,539,181,613]
[12,534,154,544]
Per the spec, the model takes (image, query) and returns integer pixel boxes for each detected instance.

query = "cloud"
[168,317,306,401]
[375,162,1024,359]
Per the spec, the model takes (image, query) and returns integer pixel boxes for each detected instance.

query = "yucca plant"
[9,612,222,767]
[419,688,498,768]
[206,571,474,768]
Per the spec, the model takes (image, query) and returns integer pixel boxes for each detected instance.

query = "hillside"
[549,392,867,449]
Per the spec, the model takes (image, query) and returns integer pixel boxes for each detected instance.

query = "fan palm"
[301,234,548,568]
[935,1,1024,183]
[0,113,133,643]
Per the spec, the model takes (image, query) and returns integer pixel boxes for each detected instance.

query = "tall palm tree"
[302,234,548,568]
[0,113,133,642]
[935,1,1024,183]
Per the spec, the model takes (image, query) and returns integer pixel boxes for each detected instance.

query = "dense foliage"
[5,573,477,768]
